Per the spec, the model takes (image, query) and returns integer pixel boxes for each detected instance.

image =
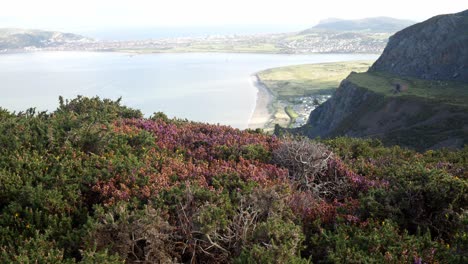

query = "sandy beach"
[248,75,274,129]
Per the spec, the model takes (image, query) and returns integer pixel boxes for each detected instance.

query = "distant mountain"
[292,10,468,150]
[302,17,416,33]
[0,28,92,50]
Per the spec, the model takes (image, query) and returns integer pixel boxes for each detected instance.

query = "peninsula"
[0,17,414,55]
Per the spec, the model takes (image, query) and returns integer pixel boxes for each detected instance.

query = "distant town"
[288,95,332,127]
[1,31,390,54]
[1,17,417,55]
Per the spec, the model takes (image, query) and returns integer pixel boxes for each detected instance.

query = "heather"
[0,97,466,263]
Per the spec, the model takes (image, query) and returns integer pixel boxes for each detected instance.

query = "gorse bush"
[310,219,450,263]
[0,96,466,263]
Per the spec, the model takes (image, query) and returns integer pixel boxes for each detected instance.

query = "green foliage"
[0,97,466,262]
[0,107,13,120]
[322,137,468,262]
[232,185,308,264]
[79,248,123,264]
[310,219,453,263]
[1,231,71,263]
[150,111,170,122]
[257,61,373,99]
[214,143,272,163]
[235,217,309,264]
[85,203,175,263]
[348,71,468,107]
[361,166,467,238]
[58,95,142,119]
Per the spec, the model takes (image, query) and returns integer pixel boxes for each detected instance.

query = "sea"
[0,52,378,128]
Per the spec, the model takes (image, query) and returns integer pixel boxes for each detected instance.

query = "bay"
[0,52,378,128]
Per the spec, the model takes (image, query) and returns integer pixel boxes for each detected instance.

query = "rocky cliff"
[293,10,468,150]
[370,10,468,82]
[295,73,468,150]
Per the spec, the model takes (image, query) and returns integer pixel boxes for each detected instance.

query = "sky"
[0,0,466,32]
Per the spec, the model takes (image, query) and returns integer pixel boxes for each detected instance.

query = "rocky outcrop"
[294,73,468,150]
[295,78,384,138]
[292,10,468,150]
[370,10,468,83]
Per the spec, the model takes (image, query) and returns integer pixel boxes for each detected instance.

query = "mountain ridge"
[302,16,416,33]
[0,28,92,49]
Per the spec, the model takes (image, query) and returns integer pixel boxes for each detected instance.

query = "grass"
[257,61,374,99]
[284,106,299,127]
[347,71,468,107]
[256,60,375,131]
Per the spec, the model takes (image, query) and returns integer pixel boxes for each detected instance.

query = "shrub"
[309,219,455,263]
[361,165,467,240]
[272,138,333,193]
[0,97,466,262]
[57,96,142,119]
[85,203,176,263]
[234,217,309,264]
[1,231,69,263]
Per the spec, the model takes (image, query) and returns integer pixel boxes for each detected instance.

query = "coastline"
[248,75,275,130]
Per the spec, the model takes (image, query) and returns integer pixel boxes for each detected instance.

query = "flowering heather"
[0,97,465,263]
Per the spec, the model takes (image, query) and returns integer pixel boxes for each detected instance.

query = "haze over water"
[0,52,377,128]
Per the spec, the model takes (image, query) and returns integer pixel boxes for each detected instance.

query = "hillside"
[370,10,468,82]
[293,10,468,151]
[0,96,466,263]
[302,17,415,33]
[0,28,92,50]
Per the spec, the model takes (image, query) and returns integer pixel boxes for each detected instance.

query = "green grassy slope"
[348,71,468,107]
[257,61,373,99]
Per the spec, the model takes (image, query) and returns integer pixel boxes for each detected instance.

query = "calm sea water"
[0,52,377,128]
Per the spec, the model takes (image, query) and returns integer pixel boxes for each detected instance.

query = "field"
[348,71,468,107]
[257,61,374,99]
[256,61,375,130]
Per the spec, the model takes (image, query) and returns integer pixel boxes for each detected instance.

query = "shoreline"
[247,75,275,130]
[0,49,383,56]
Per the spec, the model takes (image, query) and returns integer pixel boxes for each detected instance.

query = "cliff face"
[296,74,468,150]
[298,79,383,138]
[295,10,468,150]
[370,10,468,83]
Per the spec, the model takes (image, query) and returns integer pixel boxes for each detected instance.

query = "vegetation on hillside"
[0,97,466,263]
[257,61,373,99]
[348,71,468,107]
[257,61,373,130]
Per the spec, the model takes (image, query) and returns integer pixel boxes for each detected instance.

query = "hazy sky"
[1,0,466,31]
